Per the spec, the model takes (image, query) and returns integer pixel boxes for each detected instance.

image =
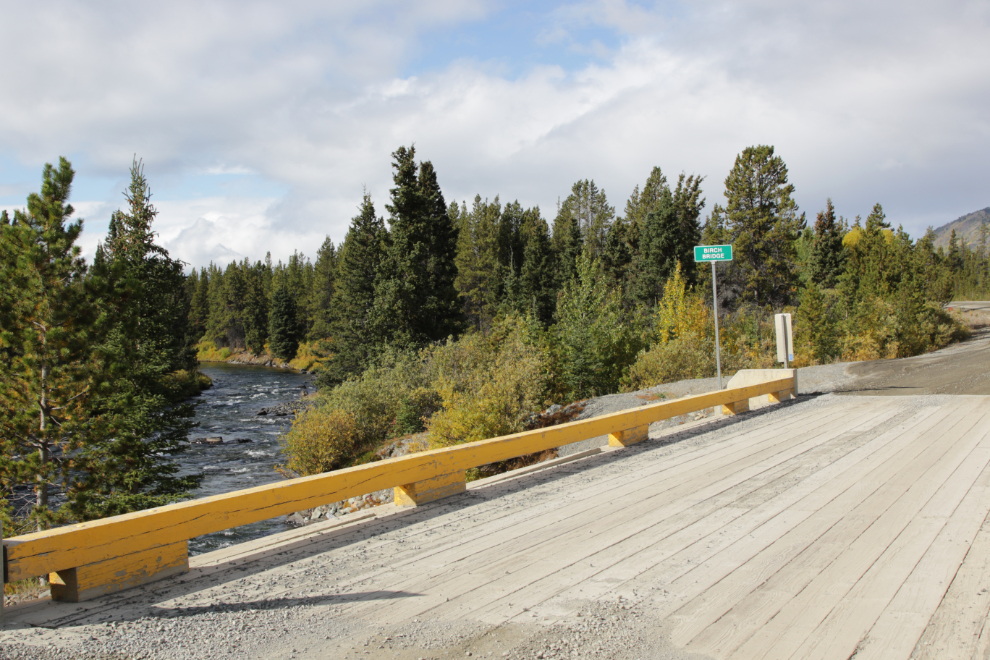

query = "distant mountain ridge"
[932,207,990,249]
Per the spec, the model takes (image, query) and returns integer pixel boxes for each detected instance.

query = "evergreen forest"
[2,144,986,534]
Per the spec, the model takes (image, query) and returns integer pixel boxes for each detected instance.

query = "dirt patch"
[839,302,990,396]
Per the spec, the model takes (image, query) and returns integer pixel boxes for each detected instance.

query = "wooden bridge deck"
[5,393,990,659]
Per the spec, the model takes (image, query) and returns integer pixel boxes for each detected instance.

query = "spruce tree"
[454,195,501,328]
[623,167,668,230]
[628,173,704,306]
[189,266,210,341]
[319,194,386,386]
[807,198,845,289]
[554,254,642,399]
[72,157,199,520]
[948,229,963,272]
[268,282,299,360]
[497,201,527,301]
[308,237,337,340]
[370,146,462,347]
[600,218,634,300]
[631,189,679,306]
[721,145,805,308]
[518,208,557,325]
[551,201,583,286]
[206,261,248,348]
[241,260,270,355]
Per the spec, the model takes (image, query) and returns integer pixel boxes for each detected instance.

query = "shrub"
[794,284,841,365]
[428,315,549,448]
[553,254,645,399]
[624,268,778,390]
[278,408,360,477]
[161,369,213,401]
[625,335,715,390]
[395,387,442,435]
[288,340,329,372]
[320,348,431,446]
[196,340,229,362]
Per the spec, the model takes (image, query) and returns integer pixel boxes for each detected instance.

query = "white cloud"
[1,0,988,267]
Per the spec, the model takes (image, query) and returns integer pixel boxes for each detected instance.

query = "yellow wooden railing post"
[721,399,750,416]
[47,541,189,603]
[394,470,466,507]
[608,425,650,447]
[1,374,796,602]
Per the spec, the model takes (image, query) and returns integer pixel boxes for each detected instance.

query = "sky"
[1,0,988,269]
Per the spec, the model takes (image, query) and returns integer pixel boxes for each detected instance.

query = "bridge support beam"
[608,425,650,448]
[394,470,466,507]
[49,541,189,603]
[721,399,750,416]
[768,388,794,403]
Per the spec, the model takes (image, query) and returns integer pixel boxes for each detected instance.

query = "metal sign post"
[711,261,723,390]
[694,244,733,390]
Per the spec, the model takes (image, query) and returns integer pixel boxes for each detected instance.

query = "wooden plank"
[854,462,990,660]
[322,396,856,606]
[548,399,958,649]
[523,399,937,624]
[394,470,466,506]
[912,512,990,659]
[215,398,842,624]
[675,402,988,657]
[465,402,915,625]
[646,400,959,603]
[348,401,893,625]
[3,376,793,582]
[727,401,990,660]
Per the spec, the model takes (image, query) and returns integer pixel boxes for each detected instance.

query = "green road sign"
[694,244,733,262]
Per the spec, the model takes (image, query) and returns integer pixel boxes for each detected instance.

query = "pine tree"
[319,194,386,386]
[807,198,845,289]
[558,180,614,260]
[370,146,462,347]
[721,145,805,308]
[0,158,96,528]
[268,282,299,360]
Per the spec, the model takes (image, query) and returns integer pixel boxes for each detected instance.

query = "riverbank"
[195,340,323,372]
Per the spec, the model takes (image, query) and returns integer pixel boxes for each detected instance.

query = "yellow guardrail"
[1,373,795,603]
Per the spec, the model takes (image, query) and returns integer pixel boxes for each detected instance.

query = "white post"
[775,313,793,368]
[711,261,723,390]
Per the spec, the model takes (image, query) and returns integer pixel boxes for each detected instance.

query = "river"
[183,363,312,555]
